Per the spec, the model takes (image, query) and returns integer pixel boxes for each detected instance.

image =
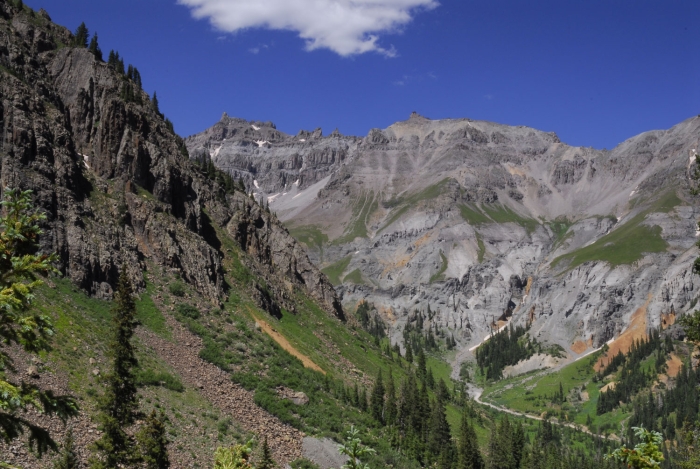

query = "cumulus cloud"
[177,0,439,56]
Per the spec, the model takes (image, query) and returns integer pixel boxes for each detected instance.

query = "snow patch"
[252,125,260,131]
[253,180,260,189]
[294,179,300,186]
[629,191,635,197]
[255,140,270,147]
[293,193,302,199]
[299,139,306,142]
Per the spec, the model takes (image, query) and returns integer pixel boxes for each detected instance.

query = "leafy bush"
[177,303,200,319]
[169,281,185,297]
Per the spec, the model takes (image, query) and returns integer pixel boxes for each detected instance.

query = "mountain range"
[186,110,700,374]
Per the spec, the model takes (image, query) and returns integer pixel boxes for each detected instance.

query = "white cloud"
[249,43,270,54]
[177,0,439,56]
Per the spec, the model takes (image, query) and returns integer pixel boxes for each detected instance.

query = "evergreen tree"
[152,91,161,116]
[257,435,275,469]
[133,67,142,88]
[428,394,454,467]
[417,348,426,381]
[426,367,435,389]
[385,369,397,426]
[73,22,88,48]
[54,428,79,469]
[417,381,430,439]
[136,410,170,469]
[405,344,413,364]
[488,415,516,469]
[88,32,102,61]
[90,268,139,468]
[676,423,700,469]
[511,421,525,469]
[0,189,78,457]
[370,370,385,424]
[458,409,484,469]
[359,387,368,412]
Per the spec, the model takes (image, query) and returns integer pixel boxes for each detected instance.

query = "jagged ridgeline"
[0,0,341,319]
[1,2,697,469]
[185,69,700,377]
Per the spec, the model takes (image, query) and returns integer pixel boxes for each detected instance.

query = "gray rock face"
[0,5,341,320]
[189,109,700,368]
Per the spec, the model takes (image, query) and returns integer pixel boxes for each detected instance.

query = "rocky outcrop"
[0,2,341,319]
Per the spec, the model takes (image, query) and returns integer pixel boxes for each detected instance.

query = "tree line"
[596,329,670,415]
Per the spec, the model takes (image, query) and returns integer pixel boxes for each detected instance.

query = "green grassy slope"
[552,191,681,270]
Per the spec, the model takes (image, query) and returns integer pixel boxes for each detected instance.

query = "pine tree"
[385,369,397,426]
[136,410,170,469]
[370,370,385,424]
[417,348,427,381]
[511,421,525,469]
[428,394,454,467]
[54,428,79,469]
[457,409,484,469]
[488,415,515,469]
[405,345,413,364]
[359,387,368,412]
[88,32,102,61]
[73,22,89,48]
[152,91,161,116]
[426,367,435,389]
[133,67,142,88]
[0,189,78,456]
[257,435,275,469]
[90,268,139,468]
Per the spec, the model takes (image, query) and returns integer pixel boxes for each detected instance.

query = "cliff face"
[0,1,342,318]
[188,107,700,365]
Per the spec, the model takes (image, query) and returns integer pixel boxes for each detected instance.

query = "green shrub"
[169,281,185,297]
[177,303,200,319]
[199,338,229,371]
[135,369,185,392]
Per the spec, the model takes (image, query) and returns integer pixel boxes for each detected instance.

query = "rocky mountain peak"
[187,108,700,370]
[0,4,343,320]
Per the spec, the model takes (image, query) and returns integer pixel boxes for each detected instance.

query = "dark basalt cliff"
[0,1,342,319]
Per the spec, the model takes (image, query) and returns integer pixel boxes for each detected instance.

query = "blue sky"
[26,0,699,149]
